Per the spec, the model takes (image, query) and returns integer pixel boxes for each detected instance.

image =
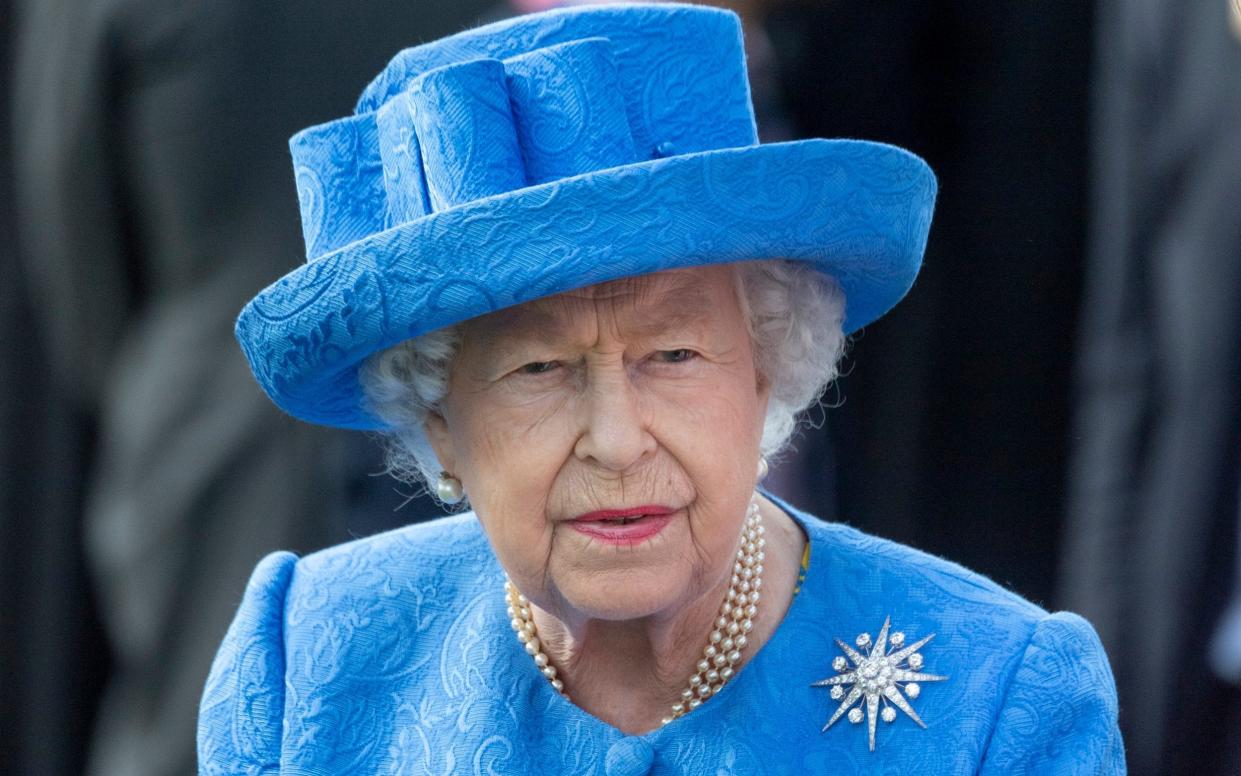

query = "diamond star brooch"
[811,616,948,752]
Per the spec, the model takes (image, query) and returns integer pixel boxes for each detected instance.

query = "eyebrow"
[476,282,721,352]
[626,285,717,338]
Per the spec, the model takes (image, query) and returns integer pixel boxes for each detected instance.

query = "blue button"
[604,737,655,776]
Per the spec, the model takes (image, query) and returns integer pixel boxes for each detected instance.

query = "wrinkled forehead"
[466,265,740,342]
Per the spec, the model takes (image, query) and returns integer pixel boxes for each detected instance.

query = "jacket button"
[604,737,655,776]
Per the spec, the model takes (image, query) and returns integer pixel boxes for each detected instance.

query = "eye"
[653,349,698,364]
[516,361,560,375]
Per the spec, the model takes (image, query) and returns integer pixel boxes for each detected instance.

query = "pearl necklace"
[504,492,766,726]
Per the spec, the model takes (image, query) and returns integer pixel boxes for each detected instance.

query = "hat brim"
[237,138,936,429]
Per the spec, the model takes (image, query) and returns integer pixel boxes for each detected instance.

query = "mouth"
[573,505,676,523]
[590,516,643,525]
[569,505,677,545]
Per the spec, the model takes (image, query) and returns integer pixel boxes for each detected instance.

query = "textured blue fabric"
[234,4,937,429]
[198,502,1125,774]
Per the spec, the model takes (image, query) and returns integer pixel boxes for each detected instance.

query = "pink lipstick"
[569,505,676,545]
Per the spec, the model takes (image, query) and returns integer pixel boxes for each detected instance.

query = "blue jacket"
[198,502,1125,774]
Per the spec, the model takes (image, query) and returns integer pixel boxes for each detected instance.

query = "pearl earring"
[435,472,464,504]
[757,456,769,480]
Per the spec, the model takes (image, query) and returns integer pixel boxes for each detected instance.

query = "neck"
[530,496,806,734]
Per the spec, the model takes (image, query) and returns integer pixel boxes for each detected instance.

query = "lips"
[569,505,677,545]
[574,505,675,523]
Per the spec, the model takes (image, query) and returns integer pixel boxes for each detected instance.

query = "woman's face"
[425,265,770,624]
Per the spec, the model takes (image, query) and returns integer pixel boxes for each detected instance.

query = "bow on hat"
[289,12,756,261]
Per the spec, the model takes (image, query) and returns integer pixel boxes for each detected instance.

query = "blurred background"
[2,0,1238,773]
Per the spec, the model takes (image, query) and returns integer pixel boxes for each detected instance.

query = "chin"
[555,567,684,622]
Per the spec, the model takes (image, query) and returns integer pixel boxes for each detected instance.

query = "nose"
[573,367,656,472]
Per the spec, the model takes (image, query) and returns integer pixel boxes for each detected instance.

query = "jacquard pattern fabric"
[198,501,1125,774]
[233,4,937,429]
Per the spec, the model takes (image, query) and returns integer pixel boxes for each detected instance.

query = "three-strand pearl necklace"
[504,492,766,726]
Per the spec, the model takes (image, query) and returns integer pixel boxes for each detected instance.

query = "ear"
[424,410,458,475]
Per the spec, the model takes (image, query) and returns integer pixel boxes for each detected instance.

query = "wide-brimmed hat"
[236,3,936,429]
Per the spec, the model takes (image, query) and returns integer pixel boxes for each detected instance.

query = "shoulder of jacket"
[286,512,494,596]
[799,513,1048,624]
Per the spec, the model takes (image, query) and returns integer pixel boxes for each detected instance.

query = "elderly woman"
[198,5,1124,774]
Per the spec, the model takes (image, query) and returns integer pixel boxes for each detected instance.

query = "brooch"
[811,616,947,752]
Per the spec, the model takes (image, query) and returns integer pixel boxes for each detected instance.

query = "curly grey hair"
[358,260,848,490]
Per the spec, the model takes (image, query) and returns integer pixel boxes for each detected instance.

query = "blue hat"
[236,3,937,429]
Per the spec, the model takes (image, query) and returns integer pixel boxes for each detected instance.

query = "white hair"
[358,260,848,493]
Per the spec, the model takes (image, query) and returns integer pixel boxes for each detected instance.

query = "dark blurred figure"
[764,1,1093,607]
[8,1,488,774]
[1060,0,1241,773]
[2,1,109,774]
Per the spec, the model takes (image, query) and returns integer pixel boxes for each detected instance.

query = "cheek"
[647,367,766,466]
[645,369,766,549]
[447,398,575,580]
